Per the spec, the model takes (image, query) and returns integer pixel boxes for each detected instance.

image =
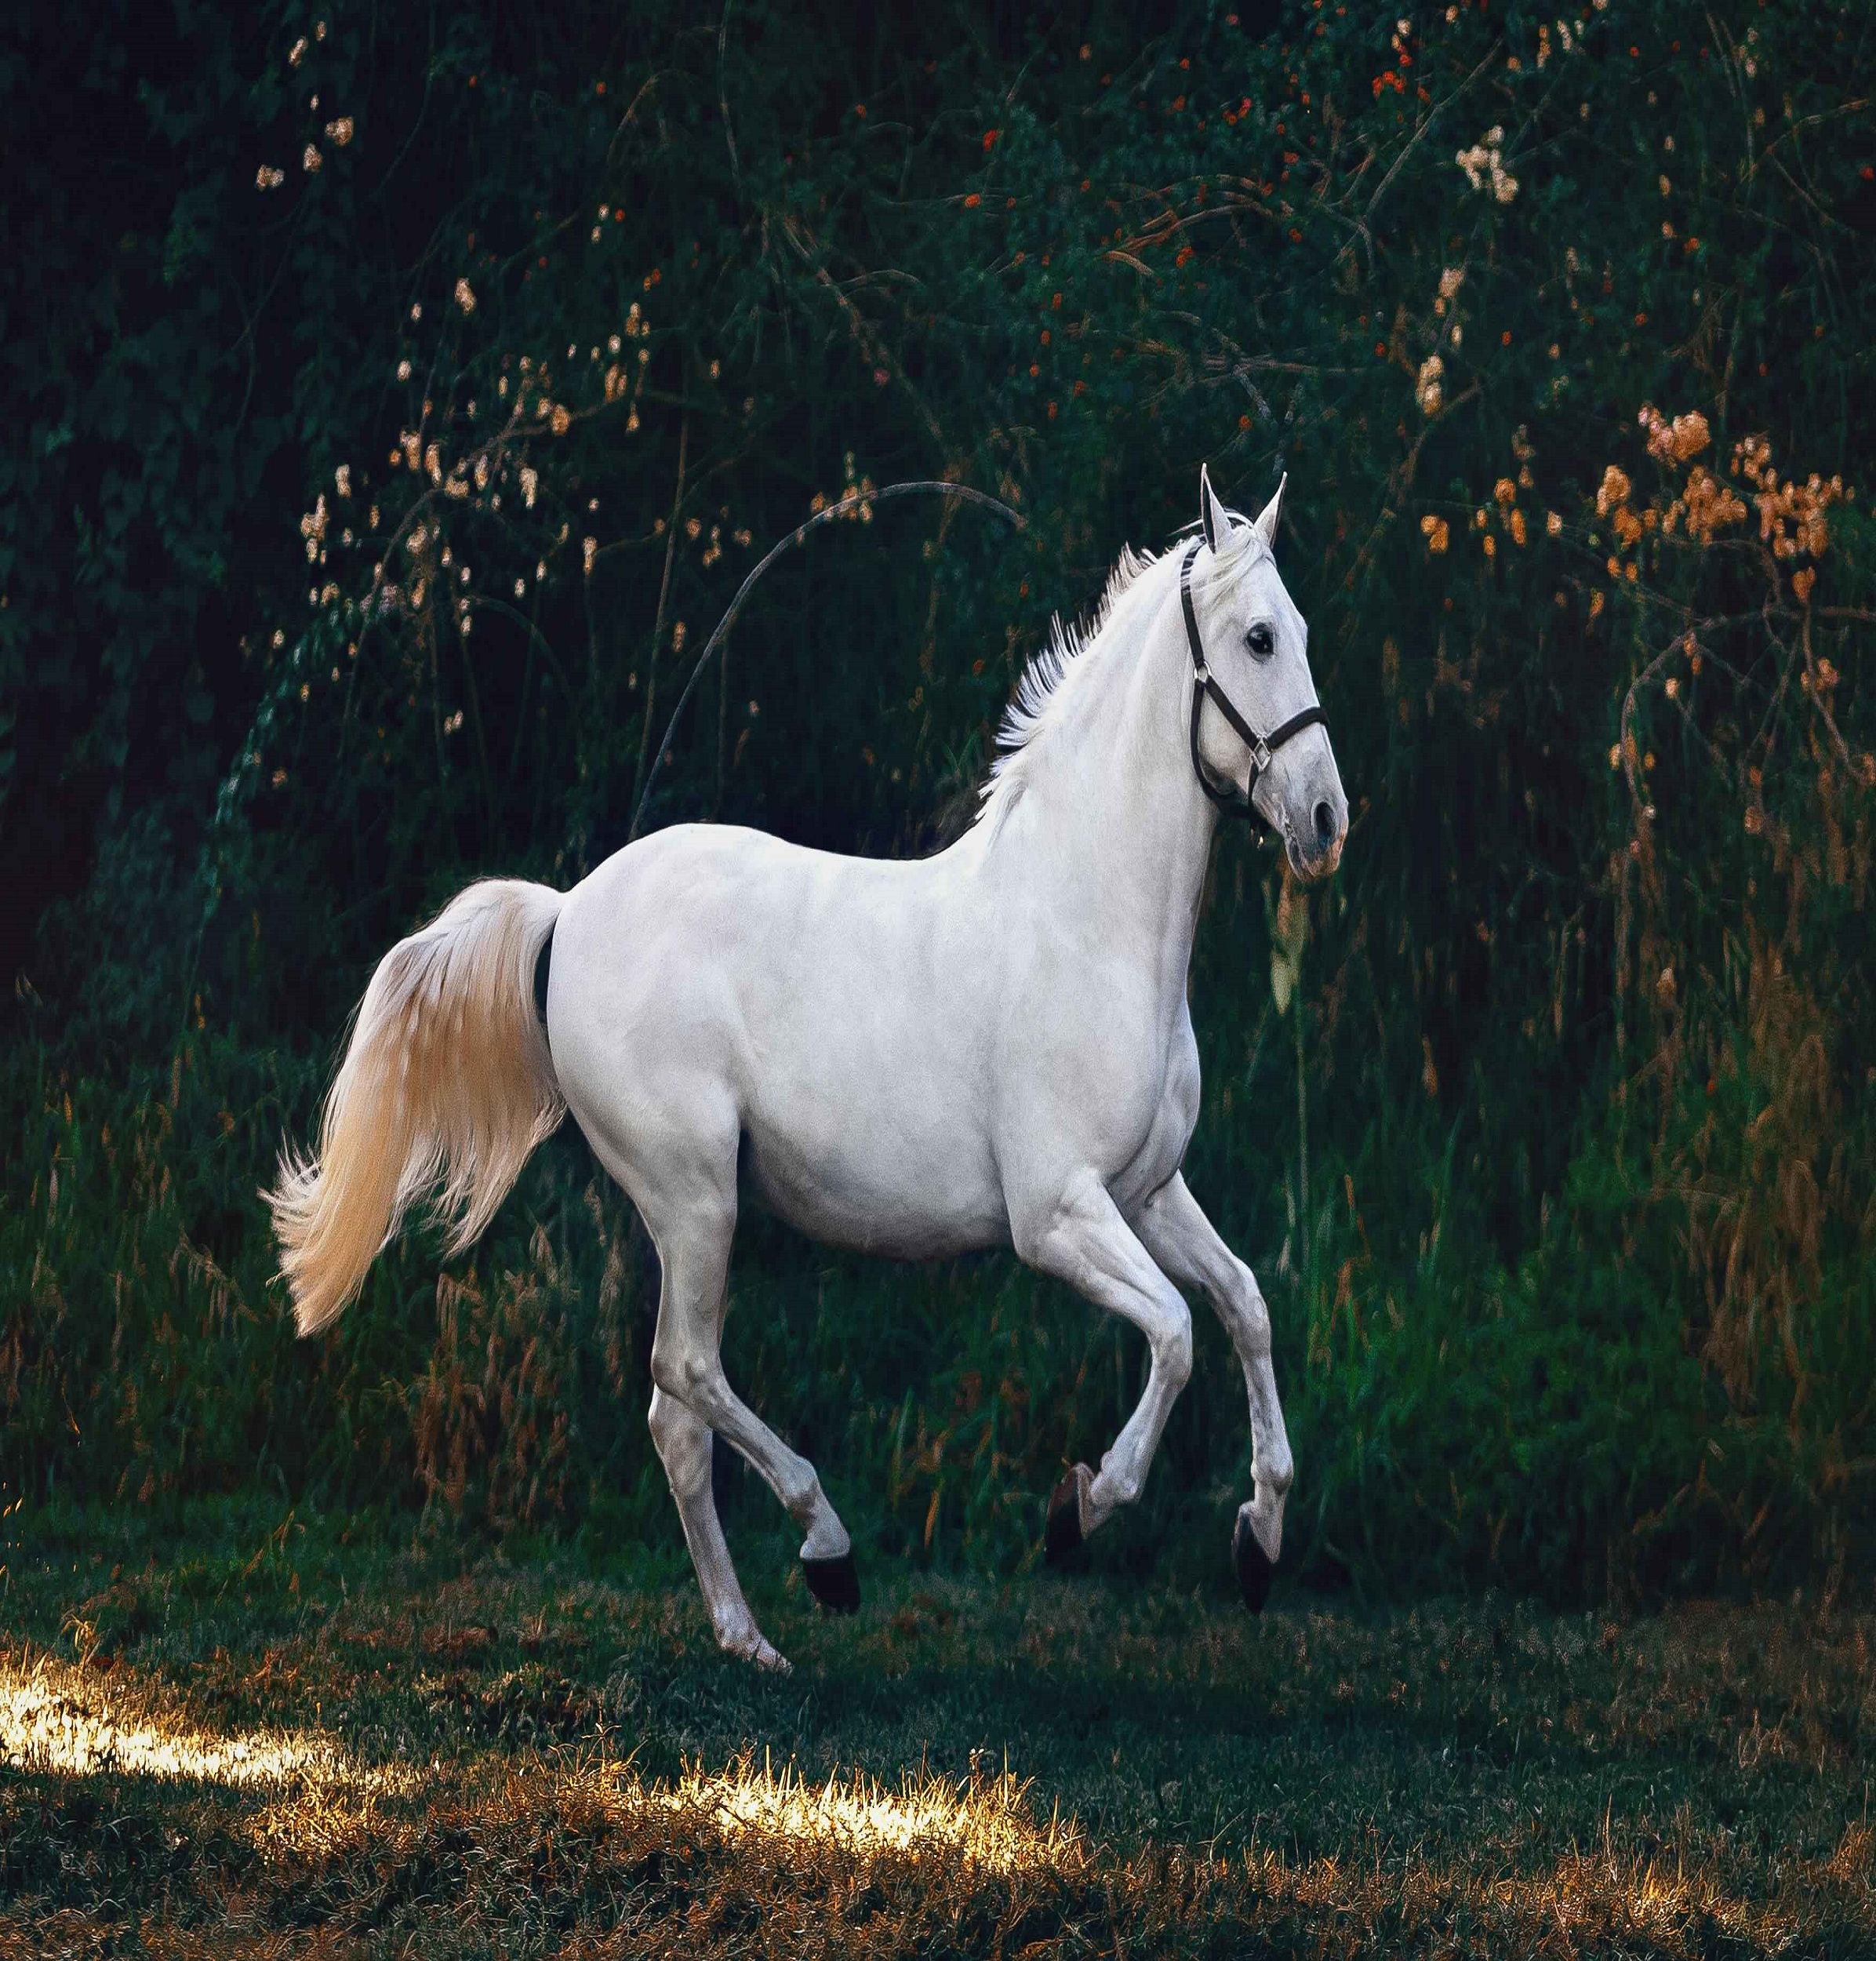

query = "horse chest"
[1110,1016,1202,1210]
[1004,984,1198,1204]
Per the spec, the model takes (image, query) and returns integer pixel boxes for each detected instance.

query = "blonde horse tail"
[267,879,566,1337]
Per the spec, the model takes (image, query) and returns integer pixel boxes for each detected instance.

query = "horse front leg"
[1134,1173,1292,1610]
[1013,1169,1195,1556]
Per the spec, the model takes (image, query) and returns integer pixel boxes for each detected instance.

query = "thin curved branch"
[628,482,1024,839]
[718,2,742,197]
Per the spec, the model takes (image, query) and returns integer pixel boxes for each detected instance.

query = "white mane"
[991,544,1156,768]
[979,513,1268,827]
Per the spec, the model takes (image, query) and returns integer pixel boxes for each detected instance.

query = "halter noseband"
[1179,539,1327,836]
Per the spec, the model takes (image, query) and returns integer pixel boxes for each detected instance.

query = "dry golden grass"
[4,1527,1875,1956]
[2,1745,1871,1959]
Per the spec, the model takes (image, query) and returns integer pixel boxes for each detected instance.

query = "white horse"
[270,467,1347,1669]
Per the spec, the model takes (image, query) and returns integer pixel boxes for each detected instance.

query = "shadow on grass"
[2,1512,1874,1956]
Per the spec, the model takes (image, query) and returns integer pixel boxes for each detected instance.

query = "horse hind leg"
[639,1166,859,1647]
[646,1387,785,1668]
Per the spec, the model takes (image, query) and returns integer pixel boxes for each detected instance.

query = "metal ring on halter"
[1178,540,1327,837]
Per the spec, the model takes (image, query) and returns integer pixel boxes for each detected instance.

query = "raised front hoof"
[802,1550,860,1615]
[1044,1464,1094,1569]
[1232,1510,1275,1613]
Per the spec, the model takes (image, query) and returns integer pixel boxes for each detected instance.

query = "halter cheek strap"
[1179,540,1327,832]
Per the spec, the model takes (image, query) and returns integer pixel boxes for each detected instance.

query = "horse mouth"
[1284,822,1343,882]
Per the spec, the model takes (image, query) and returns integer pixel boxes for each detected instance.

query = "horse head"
[1187,466,1347,880]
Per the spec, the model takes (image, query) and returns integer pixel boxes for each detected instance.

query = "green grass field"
[2,1503,1871,1957]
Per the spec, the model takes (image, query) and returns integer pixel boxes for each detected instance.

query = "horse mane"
[976,511,1265,830]
[989,544,1157,774]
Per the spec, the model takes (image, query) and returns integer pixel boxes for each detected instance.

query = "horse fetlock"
[735,1631,792,1673]
[714,1604,787,1671]
[773,1451,831,1526]
[1090,1457,1143,1519]
[1257,1443,1295,1498]
[798,1507,850,1562]
[1239,1489,1285,1566]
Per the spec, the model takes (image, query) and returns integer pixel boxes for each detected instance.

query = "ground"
[1,1505,1872,1957]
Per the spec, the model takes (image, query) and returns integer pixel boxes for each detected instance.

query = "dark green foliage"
[3,0,1874,1605]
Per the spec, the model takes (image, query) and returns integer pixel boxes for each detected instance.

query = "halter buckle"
[1252,738,1272,773]
[1193,661,1209,685]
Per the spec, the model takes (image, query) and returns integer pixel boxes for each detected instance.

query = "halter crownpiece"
[1179,538,1328,834]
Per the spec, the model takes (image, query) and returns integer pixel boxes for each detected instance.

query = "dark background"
[3,0,1872,1605]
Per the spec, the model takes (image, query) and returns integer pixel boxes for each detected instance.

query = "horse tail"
[267,879,566,1337]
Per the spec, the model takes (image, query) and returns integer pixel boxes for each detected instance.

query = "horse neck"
[992,570,1219,980]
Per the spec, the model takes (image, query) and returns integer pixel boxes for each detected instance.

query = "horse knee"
[1159,1307,1194,1393]
[1231,1272,1272,1357]
[647,1389,711,1495]
[647,1383,692,1447]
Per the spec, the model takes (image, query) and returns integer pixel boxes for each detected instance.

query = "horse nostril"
[1313,800,1336,851]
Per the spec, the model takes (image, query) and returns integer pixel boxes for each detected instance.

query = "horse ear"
[1199,464,1230,553]
[1253,473,1288,555]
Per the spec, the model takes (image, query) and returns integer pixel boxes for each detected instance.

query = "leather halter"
[1179,539,1328,835]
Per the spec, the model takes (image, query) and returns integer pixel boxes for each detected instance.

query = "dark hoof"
[802,1550,860,1615]
[1045,1464,1094,1568]
[1232,1510,1274,1613]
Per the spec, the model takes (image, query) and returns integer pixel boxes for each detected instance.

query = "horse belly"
[740,1075,1008,1258]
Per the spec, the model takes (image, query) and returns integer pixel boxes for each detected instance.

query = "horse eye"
[1246,624,1274,660]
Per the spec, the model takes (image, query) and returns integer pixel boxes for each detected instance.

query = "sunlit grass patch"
[0,1651,404,1795]
[634,1753,1082,1877]
[1223,1837,1875,1957]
